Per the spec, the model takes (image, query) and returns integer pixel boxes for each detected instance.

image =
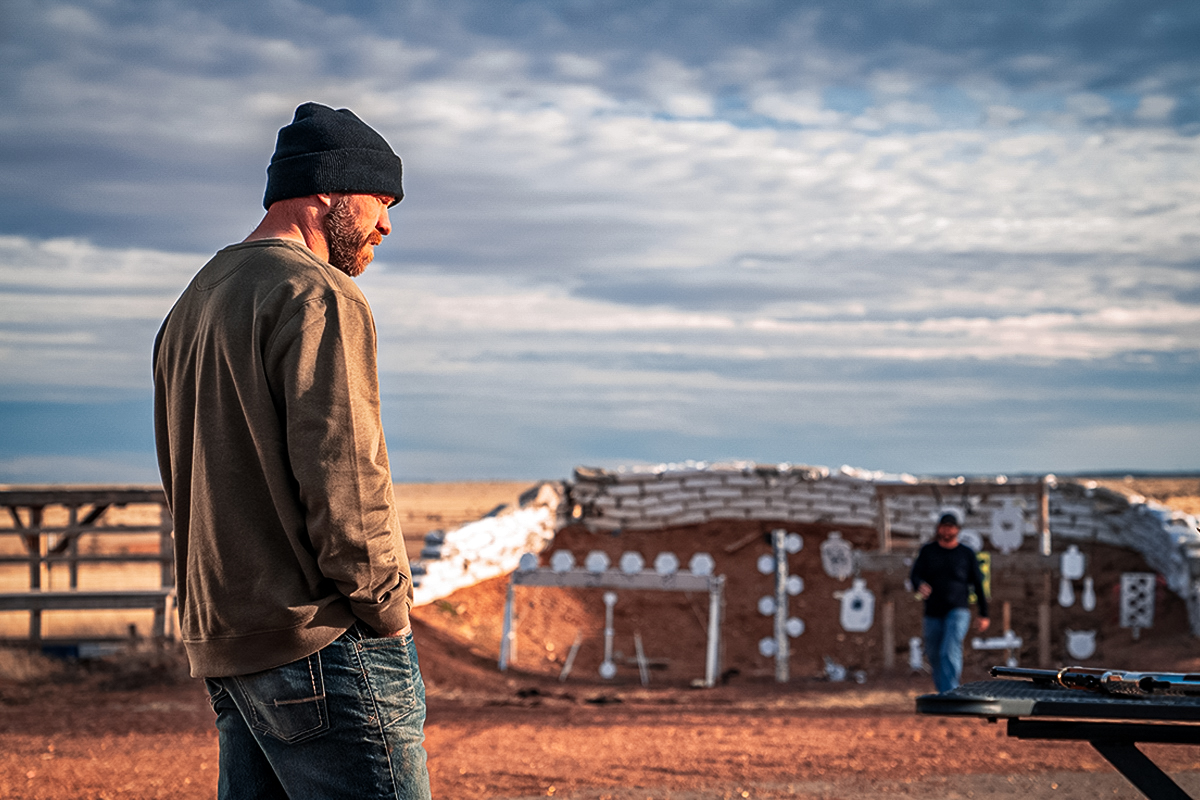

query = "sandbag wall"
[568,462,1200,633]
[569,462,1037,539]
[1049,481,1200,625]
[570,463,880,532]
[411,482,566,607]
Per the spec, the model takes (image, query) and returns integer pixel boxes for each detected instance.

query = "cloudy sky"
[1,0,1198,484]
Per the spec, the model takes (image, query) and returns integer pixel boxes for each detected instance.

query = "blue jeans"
[923,608,972,693]
[204,624,430,800]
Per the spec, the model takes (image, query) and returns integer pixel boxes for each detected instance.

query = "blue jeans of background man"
[923,607,972,693]
[204,623,430,800]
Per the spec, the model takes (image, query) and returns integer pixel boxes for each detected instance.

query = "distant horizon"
[2,465,1197,491]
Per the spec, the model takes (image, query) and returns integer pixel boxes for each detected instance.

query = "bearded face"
[324,195,383,277]
[936,524,960,546]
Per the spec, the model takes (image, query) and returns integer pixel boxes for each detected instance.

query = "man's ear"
[315,193,335,208]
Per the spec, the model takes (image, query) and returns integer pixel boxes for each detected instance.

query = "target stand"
[498,556,726,687]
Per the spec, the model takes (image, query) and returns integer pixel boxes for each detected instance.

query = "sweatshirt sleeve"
[271,290,412,635]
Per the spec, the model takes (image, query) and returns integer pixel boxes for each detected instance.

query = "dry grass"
[0,648,64,683]
[393,480,537,535]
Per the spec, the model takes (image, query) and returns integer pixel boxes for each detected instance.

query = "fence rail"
[0,486,174,644]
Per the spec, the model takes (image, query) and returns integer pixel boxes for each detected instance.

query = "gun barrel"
[990,666,1059,684]
[990,666,1113,693]
[1136,673,1200,696]
[992,666,1200,697]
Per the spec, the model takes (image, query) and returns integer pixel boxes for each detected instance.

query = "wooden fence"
[0,486,174,645]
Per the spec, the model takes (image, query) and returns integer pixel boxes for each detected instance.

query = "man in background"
[154,102,429,799]
[910,511,990,693]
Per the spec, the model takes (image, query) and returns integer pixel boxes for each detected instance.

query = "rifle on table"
[991,666,1200,698]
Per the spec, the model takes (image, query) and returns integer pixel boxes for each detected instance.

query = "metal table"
[917,679,1200,800]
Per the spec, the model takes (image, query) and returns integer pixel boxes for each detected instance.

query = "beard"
[324,196,382,277]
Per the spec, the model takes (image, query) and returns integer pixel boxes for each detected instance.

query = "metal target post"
[499,580,516,669]
[758,529,804,683]
[706,574,725,686]
[500,551,726,687]
[600,591,618,679]
[773,529,789,683]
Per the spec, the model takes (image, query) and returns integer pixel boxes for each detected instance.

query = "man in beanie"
[154,103,429,799]
[909,510,990,693]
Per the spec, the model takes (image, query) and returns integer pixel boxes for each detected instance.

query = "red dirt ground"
[2,479,1199,798]
[3,631,1200,800]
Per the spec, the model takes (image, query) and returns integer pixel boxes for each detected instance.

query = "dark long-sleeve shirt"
[910,542,988,620]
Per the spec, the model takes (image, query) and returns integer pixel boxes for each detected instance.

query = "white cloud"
[868,70,919,98]
[373,82,1200,270]
[553,53,605,80]
[640,55,715,117]
[9,34,1199,396]
[0,237,201,395]
[1136,94,1176,121]
[0,236,200,292]
[355,252,1200,376]
[2,1,1199,479]
[984,104,1026,127]
[750,90,843,126]
[1065,92,1113,119]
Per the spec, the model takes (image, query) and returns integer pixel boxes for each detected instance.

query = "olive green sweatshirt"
[153,238,412,678]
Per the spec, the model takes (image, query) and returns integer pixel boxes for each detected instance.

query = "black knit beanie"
[263,102,404,209]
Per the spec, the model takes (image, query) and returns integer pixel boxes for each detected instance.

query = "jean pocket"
[204,678,229,715]
[355,631,425,729]
[230,652,330,744]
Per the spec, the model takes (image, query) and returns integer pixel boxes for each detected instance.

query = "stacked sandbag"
[1049,481,1200,599]
[569,461,895,532]
[411,482,565,607]
[880,490,943,539]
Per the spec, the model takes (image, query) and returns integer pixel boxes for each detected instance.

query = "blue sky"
[1,0,1198,483]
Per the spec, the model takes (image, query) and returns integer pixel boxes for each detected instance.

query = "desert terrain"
[1,476,1198,799]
